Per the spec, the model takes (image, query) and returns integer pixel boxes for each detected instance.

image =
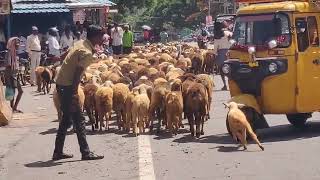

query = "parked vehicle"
[222,0,320,133]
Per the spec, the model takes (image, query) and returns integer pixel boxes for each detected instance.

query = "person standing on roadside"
[111,23,123,55]
[122,25,134,54]
[26,26,41,86]
[48,27,61,59]
[5,37,23,113]
[60,25,74,53]
[52,25,104,161]
[213,21,233,91]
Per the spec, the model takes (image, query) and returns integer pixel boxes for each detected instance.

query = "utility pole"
[208,0,211,16]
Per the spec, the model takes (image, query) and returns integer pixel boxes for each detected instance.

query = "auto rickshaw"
[222,0,320,130]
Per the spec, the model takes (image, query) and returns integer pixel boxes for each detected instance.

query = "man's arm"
[71,66,84,94]
[72,50,95,93]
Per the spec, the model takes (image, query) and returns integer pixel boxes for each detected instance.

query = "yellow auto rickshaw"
[222,0,320,130]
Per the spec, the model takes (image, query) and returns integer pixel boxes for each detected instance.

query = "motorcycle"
[197,35,208,49]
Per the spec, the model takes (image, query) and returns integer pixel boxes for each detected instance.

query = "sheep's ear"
[222,103,229,108]
[237,103,246,108]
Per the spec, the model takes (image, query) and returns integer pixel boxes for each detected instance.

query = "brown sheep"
[35,66,45,92]
[203,50,215,74]
[112,83,130,130]
[124,92,136,132]
[190,54,204,74]
[95,87,113,131]
[165,83,183,135]
[53,85,85,122]
[185,82,208,138]
[149,81,171,132]
[83,84,99,131]
[40,67,53,94]
[132,85,151,136]
[196,74,214,120]
[224,102,264,151]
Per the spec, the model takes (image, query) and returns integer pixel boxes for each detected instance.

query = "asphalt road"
[1,78,320,180]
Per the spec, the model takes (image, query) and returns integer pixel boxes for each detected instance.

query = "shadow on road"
[210,145,244,152]
[39,128,74,135]
[173,122,320,144]
[25,159,83,168]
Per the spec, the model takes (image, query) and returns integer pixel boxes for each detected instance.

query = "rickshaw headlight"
[268,62,278,73]
[222,64,231,74]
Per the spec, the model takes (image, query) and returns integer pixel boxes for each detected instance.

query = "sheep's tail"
[245,122,264,151]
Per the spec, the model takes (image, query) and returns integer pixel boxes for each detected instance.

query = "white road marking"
[138,135,156,180]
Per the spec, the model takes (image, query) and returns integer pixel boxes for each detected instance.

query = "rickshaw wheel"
[286,113,310,128]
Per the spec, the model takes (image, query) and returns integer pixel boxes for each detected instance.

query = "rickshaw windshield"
[233,13,291,48]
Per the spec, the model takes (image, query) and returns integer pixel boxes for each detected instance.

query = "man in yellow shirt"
[53,25,104,161]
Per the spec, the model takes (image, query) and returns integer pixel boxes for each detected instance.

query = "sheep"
[190,54,204,74]
[35,66,45,92]
[149,81,171,132]
[40,67,53,94]
[196,74,214,120]
[184,82,208,138]
[224,102,264,151]
[124,92,136,132]
[53,85,85,122]
[134,76,154,88]
[95,86,113,131]
[132,85,151,136]
[203,50,215,74]
[83,83,99,131]
[112,83,130,130]
[165,81,183,135]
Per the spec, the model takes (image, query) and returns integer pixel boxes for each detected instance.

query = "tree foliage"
[111,0,206,30]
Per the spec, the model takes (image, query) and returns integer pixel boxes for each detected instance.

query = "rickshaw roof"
[237,1,320,15]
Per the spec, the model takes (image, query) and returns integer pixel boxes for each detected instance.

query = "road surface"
[1,78,320,180]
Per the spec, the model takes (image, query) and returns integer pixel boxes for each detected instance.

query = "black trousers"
[53,85,90,155]
[123,47,132,54]
[112,45,122,55]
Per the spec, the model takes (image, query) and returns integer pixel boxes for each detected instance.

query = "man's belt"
[31,50,41,52]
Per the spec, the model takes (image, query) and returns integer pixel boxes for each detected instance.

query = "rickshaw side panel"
[260,55,297,114]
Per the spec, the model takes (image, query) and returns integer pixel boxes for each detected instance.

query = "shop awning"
[66,0,116,9]
[11,0,71,14]
[11,0,116,14]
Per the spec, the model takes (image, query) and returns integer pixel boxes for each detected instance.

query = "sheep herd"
[49,43,216,138]
[33,42,265,150]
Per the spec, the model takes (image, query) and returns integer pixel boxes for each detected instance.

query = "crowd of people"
[1,21,139,112]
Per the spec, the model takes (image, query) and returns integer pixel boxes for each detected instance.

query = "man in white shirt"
[27,26,41,86]
[48,27,61,58]
[60,25,74,52]
[111,23,123,55]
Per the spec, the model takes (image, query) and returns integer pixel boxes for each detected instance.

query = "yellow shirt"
[56,40,96,86]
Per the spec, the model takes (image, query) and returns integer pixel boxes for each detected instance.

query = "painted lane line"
[138,135,156,180]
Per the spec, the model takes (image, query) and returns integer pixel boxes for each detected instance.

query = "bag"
[5,87,15,101]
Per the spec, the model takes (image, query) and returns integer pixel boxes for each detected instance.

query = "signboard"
[0,0,10,15]
[73,9,86,24]
[206,15,213,26]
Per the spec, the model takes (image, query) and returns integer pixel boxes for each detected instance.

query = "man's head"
[65,25,71,33]
[124,25,129,32]
[49,27,59,37]
[32,26,38,35]
[87,25,104,46]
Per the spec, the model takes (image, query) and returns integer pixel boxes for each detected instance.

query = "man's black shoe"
[52,153,74,161]
[82,152,104,161]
